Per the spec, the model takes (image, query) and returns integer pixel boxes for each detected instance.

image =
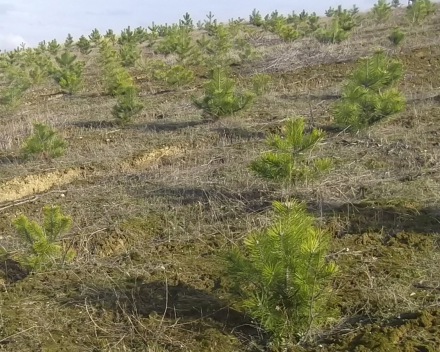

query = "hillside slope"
[1,5,440,351]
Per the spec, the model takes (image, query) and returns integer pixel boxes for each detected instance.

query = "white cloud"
[0,34,27,50]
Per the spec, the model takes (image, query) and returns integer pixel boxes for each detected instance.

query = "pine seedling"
[372,0,392,22]
[336,6,357,31]
[119,43,140,67]
[38,40,47,52]
[179,12,194,31]
[104,29,116,44]
[250,117,332,184]
[64,33,74,49]
[249,9,264,26]
[315,17,350,44]
[51,51,85,94]
[154,27,196,63]
[407,0,436,24]
[89,28,102,45]
[274,24,300,42]
[77,35,92,55]
[21,122,67,160]
[389,27,405,46]
[325,6,336,17]
[98,41,135,96]
[225,200,338,346]
[48,39,61,55]
[12,205,75,271]
[112,86,144,124]
[306,12,321,33]
[118,26,137,45]
[193,66,254,117]
[165,65,194,87]
[333,50,405,130]
[252,73,271,95]
[349,4,360,15]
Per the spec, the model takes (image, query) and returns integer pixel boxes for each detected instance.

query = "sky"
[0,0,380,50]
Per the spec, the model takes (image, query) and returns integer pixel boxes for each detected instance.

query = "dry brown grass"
[1,6,440,351]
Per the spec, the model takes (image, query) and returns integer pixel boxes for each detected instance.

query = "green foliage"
[51,51,84,94]
[76,35,92,55]
[104,29,116,44]
[154,27,196,64]
[193,66,254,117]
[274,23,300,42]
[0,63,32,108]
[179,12,194,31]
[21,122,67,160]
[38,40,47,52]
[349,4,360,15]
[89,28,102,45]
[333,50,405,130]
[64,33,74,49]
[225,200,338,346]
[98,40,134,96]
[12,205,74,271]
[205,24,233,64]
[118,26,138,45]
[164,65,194,87]
[372,0,392,22]
[306,12,321,33]
[325,6,356,28]
[315,17,350,44]
[252,73,271,96]
[203,11,218,34]
[389,27,405,46]
[119,43,140,67]
[112,86,144,124]
[48,39,61,55]
[249,9,264,26]
[407,0,436,23]
[250,117,332,184]
[0,85,26,108]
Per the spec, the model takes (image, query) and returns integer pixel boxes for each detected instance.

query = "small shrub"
[333,50,405,130]
[372,0,392,22]
[193,66,254,117]
[118,26,138,46]
[112,86,144,124]
[119,43,140,67]
[249,8,264,26]
[64,33,74,49]
[154,27,195,64]
[392,0,401,8]
[76,35,92,55]
[315,17,350,44]
[389,27,405,46]
[407,0,436,23]
[225,200,338,346]
[12,205,75,271]
[104,29,117,44]
[274,24,300,42]
[48,39,61,55]
[335,6,357,31]
[250,117,332,184]
[252,73,271,95]
[21,122,67,160]
[99,40,134,96]
[165,65,194,87]
[51,51,85,94]
[89,28,102,45]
